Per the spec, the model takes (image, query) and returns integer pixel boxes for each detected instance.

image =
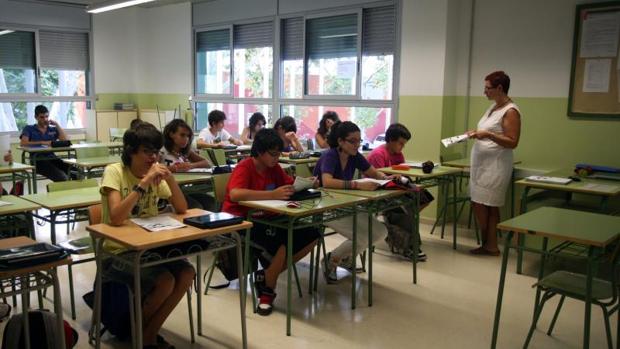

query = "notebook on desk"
[525,176,572,185]
[289,189,321,201]
[0,243,68,269]
[183,212,243,229]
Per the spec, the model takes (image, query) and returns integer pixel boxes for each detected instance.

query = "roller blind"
[196,29,230,52]
[281,17,303,60]
[39,31,89,70]
[0,30,35,69]
[306,13,357,60]
[234,21,273,49]
[362,5,395,56]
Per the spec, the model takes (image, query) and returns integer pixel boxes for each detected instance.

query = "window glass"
[0,101,86,132]
[195,102,272,136]
[0,30,36,94]
[196,29,231,94]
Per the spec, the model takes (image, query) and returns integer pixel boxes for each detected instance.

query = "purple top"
[314,148,371,186]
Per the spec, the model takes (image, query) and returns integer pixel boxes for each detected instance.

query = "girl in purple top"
[314,121,394,283]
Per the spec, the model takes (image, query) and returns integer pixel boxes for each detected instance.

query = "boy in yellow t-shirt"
[100,123,193,349]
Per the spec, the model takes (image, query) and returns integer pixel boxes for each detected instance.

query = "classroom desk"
[491,207,620,349]
[516,168,620,213]
[62,155,121,179]
[442,158,521,218]
[278,157,319,165]
[0,236,71,349]
[240,191,368,336]
[173,172,213,186]
[86,209,252,349]
[21,186,100,244]
[380,165,463,249]
[0,162,34,194]
[0,195,41,239]
[325,188,422,285]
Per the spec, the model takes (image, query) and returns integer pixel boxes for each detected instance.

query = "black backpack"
[1,310,78,349]
[82,281,132,340]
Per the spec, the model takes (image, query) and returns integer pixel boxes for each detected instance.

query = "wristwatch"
[132,185,146,197]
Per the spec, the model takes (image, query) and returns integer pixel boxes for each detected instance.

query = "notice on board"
[583,58,611,92]
[580,11,620,58]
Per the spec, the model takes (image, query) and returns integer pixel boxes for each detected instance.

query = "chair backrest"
[76,146,109,159]
[109,128,126,142]
[212,173,232,209]
[88,204,102,225]
[47,178,99,192]
[295,163,313,178]
[208,148,227,167]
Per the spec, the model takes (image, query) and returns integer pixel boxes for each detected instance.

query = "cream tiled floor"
[1,212,612,349]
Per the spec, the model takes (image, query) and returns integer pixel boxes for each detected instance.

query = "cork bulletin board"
[568,1,620,117]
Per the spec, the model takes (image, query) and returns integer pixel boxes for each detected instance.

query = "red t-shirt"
[367,144,405,168]
[222,157,294,217]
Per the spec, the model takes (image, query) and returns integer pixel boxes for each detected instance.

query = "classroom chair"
[109,128,126,142]
[523,244,620,349]
[70,146,110,179]
[206,148,227,167]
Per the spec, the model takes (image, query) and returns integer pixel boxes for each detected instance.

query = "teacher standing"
[468,71,521,256]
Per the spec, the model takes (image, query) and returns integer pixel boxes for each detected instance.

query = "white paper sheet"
[353,178,391,186]
[0,200,13,207]
[247,200,289,208]
[0,134,10,165]
[293,176,314,192]
[441,134,469,148]
[580,11,620,58]
[583,59,611,92]
[187,168,212,173]
[131,214,186,232]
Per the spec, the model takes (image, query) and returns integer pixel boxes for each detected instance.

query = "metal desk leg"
[20,274,31,349]
[412,192,420,284]
[196,254,202,336]
[368,205,373,307]
[510,170,515,218]
[351,207,357,310]
[286,219,294,336]
[92,239,103,349]
[532,238,548,319]
[133,252,145,349]
[452,175,458,249]
[232,232,247,349]
[490,231,514,349]
[51,268,67,349]
[516,187,531,275]
[50,211,57,245]
[584,247,595,349]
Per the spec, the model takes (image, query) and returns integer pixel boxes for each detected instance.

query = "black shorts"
[249,222,319,266]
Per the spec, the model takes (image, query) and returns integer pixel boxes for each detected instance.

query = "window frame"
[0,23,94,133]
[191,0,400,134]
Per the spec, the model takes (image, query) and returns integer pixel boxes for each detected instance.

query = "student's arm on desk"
[196,139,223,149]
[20,132,51,146]
[321,172,380,191]
[363,165,398,181]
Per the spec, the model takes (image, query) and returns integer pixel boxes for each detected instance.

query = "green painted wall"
[96,93,190,111]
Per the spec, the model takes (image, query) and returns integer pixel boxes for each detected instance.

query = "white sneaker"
[321,252,338,284]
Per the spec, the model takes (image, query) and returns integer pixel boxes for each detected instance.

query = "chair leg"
[308,248,314,294]
[313,241,321,292]
[360,251,367,273]
[292,263,302,298]
[203,252,218,296]
[250,272,257,313]
[601,305,613,349]
[128,286,136,349]
[547,295,565,336]
[187,290,195,343]
[68,264,76,320]
[524,291,552,348]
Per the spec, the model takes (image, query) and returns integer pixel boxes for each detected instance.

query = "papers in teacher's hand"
[353,178,391,186]
[293,176,315,192]
[0,200,13,207]
[187,168,212,173]
[131,214,186,232]
[441,134,469,148]
[525,176,572,185]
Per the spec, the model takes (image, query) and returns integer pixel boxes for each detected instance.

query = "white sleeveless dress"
[469,102,520,207]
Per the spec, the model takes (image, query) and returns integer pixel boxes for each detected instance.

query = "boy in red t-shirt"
[222,128,319,315]
[367,123,431,261]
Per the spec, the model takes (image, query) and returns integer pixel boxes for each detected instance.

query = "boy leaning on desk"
[99,123,194,349]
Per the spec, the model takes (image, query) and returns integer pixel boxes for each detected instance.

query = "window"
[196,29,231,95]
[233,22,273,98]
[361,6,395,100]
[305,14,358,96]
[0,29,91,132]
[281,17,303,99]
[281,105,391,144]
[0,30,36,94]
[195,102,272,136]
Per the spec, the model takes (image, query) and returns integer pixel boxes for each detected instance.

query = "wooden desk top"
[497,207,620,247]
[279,157,319,165]
[173,173,213,185]
[0,162,34,174]
[324,188,408,200]
[379,165,462,179]
[0,195,41,215]
[240,190,367,217]
[0,237,72,278]
[515,168,620,196]
[62,156,121,168]
[86,209,252,251]
[22,186,100,211]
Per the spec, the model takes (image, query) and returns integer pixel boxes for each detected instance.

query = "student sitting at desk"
[313,121,394,283]
[240,112,266,144]
[273,116,304,155]
[161,119,214,210]
[100,123,193,349]
[315,111,339,149]
[19,105,72,182]
[222,128,319,316]
[197,110,243,149]
[367,123,432,261]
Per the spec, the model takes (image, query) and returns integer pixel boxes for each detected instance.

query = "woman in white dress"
[468,71,521,256]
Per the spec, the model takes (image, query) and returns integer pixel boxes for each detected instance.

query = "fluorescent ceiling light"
[87,0,156,14]
[0,30,15,36]
[319,33,357,39]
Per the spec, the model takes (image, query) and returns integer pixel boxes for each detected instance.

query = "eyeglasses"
[266,150,282,157]
[141,148,159,156]
[344,138,361,145]
[484,86,496,91]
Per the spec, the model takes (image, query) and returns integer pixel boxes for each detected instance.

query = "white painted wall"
[93,2,191,94]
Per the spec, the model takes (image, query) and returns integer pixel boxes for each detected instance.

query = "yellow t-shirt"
[100,163,172,251]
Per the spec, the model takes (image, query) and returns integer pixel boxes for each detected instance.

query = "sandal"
[469,246,500,256]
